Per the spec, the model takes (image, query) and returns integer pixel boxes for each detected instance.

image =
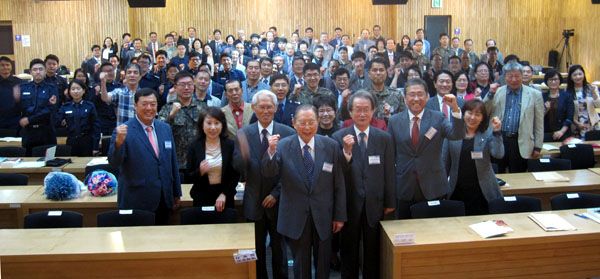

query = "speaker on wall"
[373,0,408,4]
[593,0,600,4]
[127,0,166,8]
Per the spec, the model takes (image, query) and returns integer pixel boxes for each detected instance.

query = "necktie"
[411,117,420,148]
[302,145,314,185]
[299,78,304,86]
[262,78,269,85]
[442,102,449,118]
[261,129,269,154]
[275,103,284,121]
[358,132,367,156]
[146,126,159,157]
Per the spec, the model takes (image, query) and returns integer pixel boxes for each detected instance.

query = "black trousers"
[67,134,94,156]
[340,204,380,279]
[253,212,288,279]
[497,136,528,173]
[155,192,170,225]
[286,214,331,279]
[22,125,56,156]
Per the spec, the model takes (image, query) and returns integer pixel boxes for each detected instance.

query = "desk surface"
[0,157,63,174]
[541,140,600,156]
[498,169,600,195]
[0,137,67,148]
[0,223,254,257]
[0,186,40,209]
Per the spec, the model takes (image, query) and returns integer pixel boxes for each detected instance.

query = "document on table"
[13,161,45,168]
[86,157,109,166]
[528,213,577,231]
[531,172,570,182]
[542,144,559,151]
[581,207,600,224]
[469,220,514,238]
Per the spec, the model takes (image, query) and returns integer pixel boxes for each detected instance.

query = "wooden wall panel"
[0,0,598,80]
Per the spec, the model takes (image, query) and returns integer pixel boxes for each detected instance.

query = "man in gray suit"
[263,105,346,279]
[483,60,543,173]
[332,90,395,279]
[234,90,295,279]
[388,78,465,219]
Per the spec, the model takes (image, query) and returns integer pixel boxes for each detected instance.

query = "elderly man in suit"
[234,90,295,279]
[222,80,253,139]
[483,60,543,173]
[388,78,465,219]
[109,88,182,225]
[332,90,395,279]
[263,105,346,279]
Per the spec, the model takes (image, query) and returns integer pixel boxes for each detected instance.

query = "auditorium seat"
[550,193,600,210]
[488,195,542,214]
[410,200,465,219]
[180,208,237,225]
[0,174,28,186]
[527,158,571,172]
[97,209,155,227]
[559,144,595,169]
[24,210,83,229]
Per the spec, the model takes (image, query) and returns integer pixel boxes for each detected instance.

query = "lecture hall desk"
[0,186,39,228]
[497,169,600,210]
[381,209,600,279]
[0,157,104,185]
[540,140,600,160]
[0,223,256,278]
[18,184,194,227]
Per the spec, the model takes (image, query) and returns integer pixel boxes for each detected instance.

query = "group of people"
[0,24,598,279]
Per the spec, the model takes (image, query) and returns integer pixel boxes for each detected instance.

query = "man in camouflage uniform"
[290,62,335,105]
[367,57,405,121]
[158,71,207,171]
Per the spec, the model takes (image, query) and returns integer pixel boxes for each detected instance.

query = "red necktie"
[412,117,419,148]
[146,126,159,157]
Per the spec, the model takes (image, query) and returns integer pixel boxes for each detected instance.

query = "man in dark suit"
[82,45,102,78]
[234,90,295,279]
[333,90,395,279]
[388,78,464,219]
[425,70,465,117]
[108,88,182,225]
[178,27,198,53]
[249,74,299,127]
[263,105,346,279]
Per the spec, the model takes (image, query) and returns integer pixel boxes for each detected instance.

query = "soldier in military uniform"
[290,62,335,105]
[367,57,405,121]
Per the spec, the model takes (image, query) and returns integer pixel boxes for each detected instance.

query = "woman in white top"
[566,65,600,138]
[187,107,239,210]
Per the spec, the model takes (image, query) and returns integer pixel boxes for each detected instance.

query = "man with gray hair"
[234,89,295,279]
[483,60,543,173]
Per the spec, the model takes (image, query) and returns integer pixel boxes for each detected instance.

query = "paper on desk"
[469,220,514,239]
[86,157,109,166]
[582,208,600,224]
[528,213,577,231]
[532,172,570,182]
[0,137,21,142]
[13,161,45,168]
[542,144,559,151]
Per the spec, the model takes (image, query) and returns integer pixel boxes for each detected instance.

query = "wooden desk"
[0,186,40,228]
[0,223,256,278]
[21,184,194,227]
[0,137,67,148]
[589,168,600,176]
[381,209,600,279]
[61,156,92,180]
[541,140,600,157]
[0,158,65,184]
[497,169,600,210]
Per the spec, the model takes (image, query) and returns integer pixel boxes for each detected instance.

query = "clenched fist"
[115,124,128,148]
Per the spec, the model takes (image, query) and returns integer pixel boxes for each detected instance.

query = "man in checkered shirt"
[100,63,141,125]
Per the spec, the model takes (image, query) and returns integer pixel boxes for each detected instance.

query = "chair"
[0,146,26,157]
[0,174,29,186]
[584,130,600,141]
[488,196,542,214]
[100,137,111,156]
[527,158,571,172]
[550,193,600,210]
[410,200,465,219]
[24,210,83,228]
[559,144,595,169]
[31,144,72,157]
[84,164,119,178]
[180,208,238,225]
[0,128,18,137]
[97,209,155,227]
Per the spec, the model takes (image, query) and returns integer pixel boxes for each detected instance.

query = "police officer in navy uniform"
[0,56,22,130]
[56,79,99,156]
[43,54,68,104]
[18,58,59,156]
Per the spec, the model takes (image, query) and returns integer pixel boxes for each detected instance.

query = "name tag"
[65,111,73,114]
[119,209,133,215]
[566,193,580,199]
[471,151,483,159]
[322,162,333,173]
[48,211,63,216]
[504,196,517,202]
[427,200,441,206]
[568,144,576,148]
[425,127,437,140]
[23,92,31,95]
[540,158,550,163]
[368,155,381,165]
[202,206,215,211]
[165,141,172,149]
[233,249,258,264]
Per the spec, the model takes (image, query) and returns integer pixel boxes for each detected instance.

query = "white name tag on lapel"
[425,127,437,140]
[23,92,31,95]
[65,111,73,114]
[368,155,381,165]
[164,141,172,149]
[322,162,333,173]
[471,151,483,159]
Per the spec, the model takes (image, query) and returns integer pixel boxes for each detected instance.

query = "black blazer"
[187,137,240,208]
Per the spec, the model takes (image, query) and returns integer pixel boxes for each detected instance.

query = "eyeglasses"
[296,120,317,127]
[318,108,335,115]
[177,83,194,88]
[272,83,288,88]
[406,92,428,98]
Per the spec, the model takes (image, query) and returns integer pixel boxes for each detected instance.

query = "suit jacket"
[108,118,182,211]
[262,135,347,241]
[447,130,504,201]
[186,137,240,208]
[388,109,465,201]
[332,127,395,227]
[483,85,544,158]
[425,95,465,113]
[234,122,296,220]
[222,103,253,139]
[209,81,225,100]
[146,42,164,56]
[82,58,101,77]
